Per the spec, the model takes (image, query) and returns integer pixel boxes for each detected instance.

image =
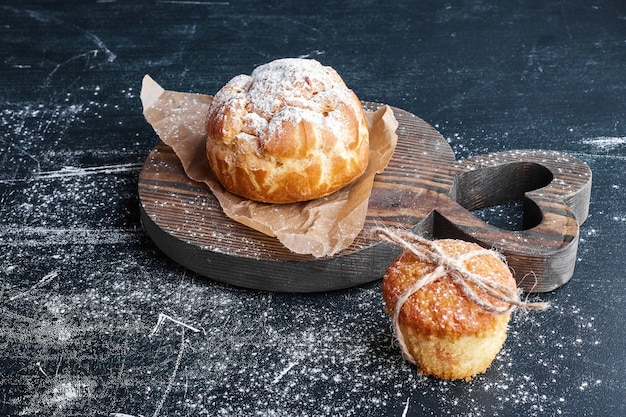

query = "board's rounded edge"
[140,205,402,293]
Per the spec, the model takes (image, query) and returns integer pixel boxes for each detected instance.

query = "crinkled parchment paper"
[141,75,398,257]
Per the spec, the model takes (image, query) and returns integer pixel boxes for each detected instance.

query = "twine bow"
[374,227,548,365]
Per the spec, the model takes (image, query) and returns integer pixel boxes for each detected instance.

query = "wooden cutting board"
[138,103,591,293]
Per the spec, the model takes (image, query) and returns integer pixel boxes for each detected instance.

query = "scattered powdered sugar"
[1,81,611,416]
[1,171,606,417]
[581,136,626,151]
[4,221,600,417]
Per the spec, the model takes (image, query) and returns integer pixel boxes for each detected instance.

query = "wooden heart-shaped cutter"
[139,103,591,293]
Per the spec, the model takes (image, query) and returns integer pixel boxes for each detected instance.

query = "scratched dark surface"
[1,0,625,416]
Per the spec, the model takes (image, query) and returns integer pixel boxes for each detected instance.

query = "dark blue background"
[1,1,624,416]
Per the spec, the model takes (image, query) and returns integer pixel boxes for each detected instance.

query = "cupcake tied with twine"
[376,227,548,381]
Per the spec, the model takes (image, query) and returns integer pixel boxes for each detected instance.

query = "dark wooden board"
[138,104,591,293]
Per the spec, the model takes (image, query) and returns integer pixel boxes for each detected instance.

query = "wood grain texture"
[139,103,591,292]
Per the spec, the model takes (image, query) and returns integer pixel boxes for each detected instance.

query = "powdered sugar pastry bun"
[205,58,369,203]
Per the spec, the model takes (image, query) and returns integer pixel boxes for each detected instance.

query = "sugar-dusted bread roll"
[382,239,518,381]
[205,58,369,203]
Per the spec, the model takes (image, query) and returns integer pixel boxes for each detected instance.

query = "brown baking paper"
[140,75,398,257]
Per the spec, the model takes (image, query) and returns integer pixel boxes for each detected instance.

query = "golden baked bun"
[205,58,369,203]
[382,239,517,381]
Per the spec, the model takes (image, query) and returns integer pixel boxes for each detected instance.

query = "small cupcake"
[377,229,539,381]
